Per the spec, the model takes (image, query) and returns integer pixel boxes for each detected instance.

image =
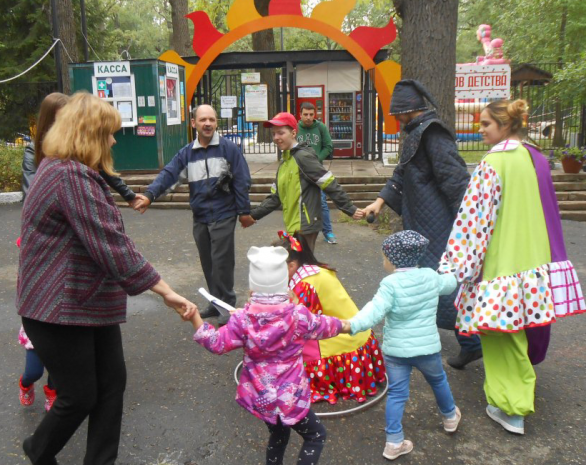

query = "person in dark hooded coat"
[363,80,482,369]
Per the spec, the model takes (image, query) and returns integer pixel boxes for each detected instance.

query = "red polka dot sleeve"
[439,160,502,282]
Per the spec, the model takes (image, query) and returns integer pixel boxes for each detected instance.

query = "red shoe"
[44,385,57,412]
[19,377,35,406]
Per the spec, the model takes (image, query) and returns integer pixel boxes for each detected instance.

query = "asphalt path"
[1,203,585,465]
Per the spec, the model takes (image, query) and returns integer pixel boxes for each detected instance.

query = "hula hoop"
[233,361,389,418]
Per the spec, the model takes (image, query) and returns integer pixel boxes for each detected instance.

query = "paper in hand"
[198,288,235,317]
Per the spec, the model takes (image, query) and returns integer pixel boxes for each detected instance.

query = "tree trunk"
[253,0,277,143]
[392,0,458,132]
[169,0,191,56]
[553,3,568,147]
[55,0,79,94]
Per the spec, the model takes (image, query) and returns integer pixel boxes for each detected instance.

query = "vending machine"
[295,85,325,122]
[327,91,363,158]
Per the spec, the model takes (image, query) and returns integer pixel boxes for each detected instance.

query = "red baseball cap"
[263,112,297,129]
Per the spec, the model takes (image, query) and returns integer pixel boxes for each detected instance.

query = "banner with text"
[455,64,511,99]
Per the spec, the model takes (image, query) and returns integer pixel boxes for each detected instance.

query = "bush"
[0,145,24,193]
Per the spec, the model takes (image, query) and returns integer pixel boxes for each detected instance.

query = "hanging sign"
[241,72,261,84]
[137,126,156,136]
[298,87,322,98]
[139,115,157,124]
[166,63,179,77]
[455,64,511,99]
[94,61,131,77]
[221,96,238,109]
[244,84,268,122]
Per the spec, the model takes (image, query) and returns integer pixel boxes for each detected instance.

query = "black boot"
[198,304,220,319]
[447,349,482,369]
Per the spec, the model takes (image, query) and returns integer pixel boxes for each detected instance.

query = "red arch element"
[269,0,303,16]
[161,14,399,134]
[187,16,377,101]
[349,17,397,60]
[186,11,224,57]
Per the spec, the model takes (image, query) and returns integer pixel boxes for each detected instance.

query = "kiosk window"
[92,75,137,127]
[166,75,180,125]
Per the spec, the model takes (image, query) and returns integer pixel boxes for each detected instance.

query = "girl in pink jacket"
[191,246,342,465]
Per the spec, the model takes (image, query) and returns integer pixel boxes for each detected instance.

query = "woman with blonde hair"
[22,92,140,205]
[440,99,585,435]
[18,92,144,413]
[17,92,197,465]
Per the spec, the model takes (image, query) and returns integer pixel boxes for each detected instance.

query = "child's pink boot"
[44,385,57,412]
[19,376,35,406]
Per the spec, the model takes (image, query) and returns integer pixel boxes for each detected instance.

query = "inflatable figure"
[476,24,510,65]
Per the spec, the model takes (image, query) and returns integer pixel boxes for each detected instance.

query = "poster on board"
[244,84,268,122]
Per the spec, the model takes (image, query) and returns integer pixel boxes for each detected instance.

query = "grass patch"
[0,145,24,193]
[339,206,401,236]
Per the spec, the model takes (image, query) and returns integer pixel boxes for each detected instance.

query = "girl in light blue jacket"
[340,230,460,461]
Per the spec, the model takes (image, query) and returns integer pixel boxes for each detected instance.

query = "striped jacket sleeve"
[58,165,161,295]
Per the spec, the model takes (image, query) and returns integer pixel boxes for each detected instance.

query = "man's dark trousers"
[192,215,237,306]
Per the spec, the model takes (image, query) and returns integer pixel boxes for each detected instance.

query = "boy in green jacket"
[296,103,337,244]
[245,112,363,251]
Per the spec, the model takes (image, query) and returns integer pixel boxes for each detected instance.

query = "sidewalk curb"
[0,191,23,204]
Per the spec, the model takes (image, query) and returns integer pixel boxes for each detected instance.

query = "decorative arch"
[159,0,401,134]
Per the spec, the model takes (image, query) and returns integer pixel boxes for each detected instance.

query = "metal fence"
[0,81,58,144]
[378,62,586,158]
[194,70,282,156]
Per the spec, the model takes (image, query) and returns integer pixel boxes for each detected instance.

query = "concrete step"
[115,172,586,221]
[555,191,586,201]
[560,211,586,221]
[551,173,586,182]
[557,201,586,211]
[552,181,586,192]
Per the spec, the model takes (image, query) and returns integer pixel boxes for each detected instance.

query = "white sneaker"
[443,406,461,433]
[382,440,413,460]
[486,405,524,435]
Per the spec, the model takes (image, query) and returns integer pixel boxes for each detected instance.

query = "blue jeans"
[22,349,53,389]
[383,353,456,443]
[320,191,333,236]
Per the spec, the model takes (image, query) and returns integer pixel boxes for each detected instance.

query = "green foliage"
[553,145,586,161]
[0,0,56,140]
[457,0,586,64]
[553,52,586,102]
[84,0,174,60]
[0,145,24,193]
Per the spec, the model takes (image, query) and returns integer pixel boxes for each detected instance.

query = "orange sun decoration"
[159,0,401,134]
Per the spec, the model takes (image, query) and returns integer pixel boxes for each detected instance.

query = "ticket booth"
[69,59,189,170]
[295,62,363,158]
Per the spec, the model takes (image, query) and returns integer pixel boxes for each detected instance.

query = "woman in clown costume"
[277,231,386,404]
[440,99,585,435]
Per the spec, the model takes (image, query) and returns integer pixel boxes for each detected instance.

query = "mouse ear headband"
[277,230,302,252]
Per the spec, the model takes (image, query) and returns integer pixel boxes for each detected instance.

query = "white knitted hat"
[248,246,289,294]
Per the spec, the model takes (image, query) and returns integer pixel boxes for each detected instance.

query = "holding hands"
[239,214,256,228]
[131,194,151,214]
[150,279,198,321]
[339,320,352,334]
[352,209,365,220]
[363,198,385,219]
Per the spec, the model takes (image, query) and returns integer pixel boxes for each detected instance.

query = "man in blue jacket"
[135,104,252,324]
